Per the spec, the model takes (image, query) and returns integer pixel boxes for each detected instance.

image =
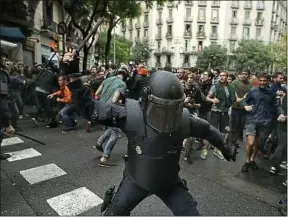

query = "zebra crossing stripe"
[6,148,41,162]
[1,137,24,147]
[20,163,67,185]
[47,187,103,216]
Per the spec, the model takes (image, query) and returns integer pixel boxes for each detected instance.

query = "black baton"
[15,132,46,146]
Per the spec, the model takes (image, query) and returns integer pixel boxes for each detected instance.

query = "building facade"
[115,0,287,68]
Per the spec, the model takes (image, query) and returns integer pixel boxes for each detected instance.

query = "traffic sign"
[57,22,67,35]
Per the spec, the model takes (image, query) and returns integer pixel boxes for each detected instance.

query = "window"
[157,56,161,63]
[157,41,161,49]
[212,26,217,34]
[158,10,162,19]
[167,55,171,63]
[186,8,191,18]
[230,42,235,51]
[168,25,172,34]
[232,10,237,18]
[212,9,219,20]
[185,24,191,32]
[169,8,172,17]
[184,55,189,63]
[185,40,188,51]
[144,29,148,38]
[256,27,261,38]
[245,0,251,7]
[158,27,161,35]
[198,25,204,32]
[243,27,250,39]
[256,11,263,20]
[198,41,203,51]
[144,15,148,22]
[137,30,140,37]
[231,26,236,36]
[198,8,205,19]
[244,10,250,21]
[129,19,132,26]
[137,18,140,24]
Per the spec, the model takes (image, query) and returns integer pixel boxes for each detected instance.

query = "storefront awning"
[0,40,18,48]
[0,26,25,42]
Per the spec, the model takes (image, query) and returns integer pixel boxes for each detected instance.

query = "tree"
[268,34,287,72]
[131,41,150,62]
[232,39,273,72]
[196,43,228,70]
[98,32,132,66]
[103,0,141,67]
[62,0,108,70]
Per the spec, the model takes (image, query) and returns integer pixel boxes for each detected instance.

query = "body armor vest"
[0,68,9,96]
[124,99,190,193]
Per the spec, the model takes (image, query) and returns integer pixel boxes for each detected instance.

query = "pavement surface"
[1,114,287,216]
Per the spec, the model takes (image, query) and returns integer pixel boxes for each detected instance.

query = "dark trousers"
[270,125,287,168]
[104,172,200,216]
[230,108,247,142]
[59,104,77,129]
[34,90,53,121]
[15,91,24,115]
[8,102,19,127]
[0,98,10,150]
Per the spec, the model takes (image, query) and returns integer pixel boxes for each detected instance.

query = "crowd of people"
[0,50,287,215]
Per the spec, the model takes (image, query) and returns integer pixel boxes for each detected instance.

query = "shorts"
[210,111,229,133]
[245,123,271,138]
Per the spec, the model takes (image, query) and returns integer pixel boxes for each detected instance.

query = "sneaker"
[98,158,116,167]
[62,129,75,133]
[184,155,193,164]
[280,163,287,170]
[214,149,224,160]
[241,162,250,173]
[19,115,23,119]
[32,117,39,125]
[200,149,208,160]
[93,142,104,152]
[250,161,258,170]
[270,166,280,175]
[86,121,91,133]
[283,180,287,187]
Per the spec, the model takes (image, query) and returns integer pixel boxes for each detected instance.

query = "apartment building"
[116,0,287,68]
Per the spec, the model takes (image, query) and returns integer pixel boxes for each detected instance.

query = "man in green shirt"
[231,71,252,145]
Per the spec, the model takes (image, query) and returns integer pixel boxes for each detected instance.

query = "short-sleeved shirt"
[209,85,230,112]
[100,76,126,104]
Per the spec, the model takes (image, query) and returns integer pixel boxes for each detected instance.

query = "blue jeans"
[98,127,121,158]
[59,104,77,130]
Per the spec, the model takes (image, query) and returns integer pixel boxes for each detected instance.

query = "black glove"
[221,144,237,162]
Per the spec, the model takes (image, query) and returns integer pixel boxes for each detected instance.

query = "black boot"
[0,153,11,160]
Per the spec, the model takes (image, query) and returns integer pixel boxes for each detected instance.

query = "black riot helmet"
[141,71,185,133]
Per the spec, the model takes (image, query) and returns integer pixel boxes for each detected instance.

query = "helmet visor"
[145,94,184,133]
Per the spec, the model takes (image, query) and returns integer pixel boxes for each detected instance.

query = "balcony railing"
[183,63,190,68]
[243,19,251,25]
[211,1,220,8]
[128,24,133,30]
[135,37,140,42]
[166,32,173,39]
[230,17,238,25]
[229,35,237,41]
[231,1,239,9]
[156,18,163,25]
[143,21,149,27]
[166,17,173,23]
[135,23,141,29]
[184,16,193,22]
[244,2,252,9]
[242,35,250,40]
[255,18,264,26]
[197,16,206,23]
[211,17,219,24]
[198,1,207,7]
[155,34,162,40]
[197,31,206,39]
[185,1,193,6]
[210,33,218,40]
[183,31,192,38]
[256,3,265,10]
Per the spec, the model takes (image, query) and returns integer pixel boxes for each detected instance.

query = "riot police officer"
[64,52,236,216]
[0,53,15,160]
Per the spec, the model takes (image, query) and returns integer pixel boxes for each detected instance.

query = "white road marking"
[1,137,24,147]
[6,148,41,162]
[47,187,103,216]
[20,163,67,185]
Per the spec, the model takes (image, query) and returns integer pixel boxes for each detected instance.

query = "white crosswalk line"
[20,163,67,184]
[1,137,24,147]
[47,187,103,216]
[6,148,41,162]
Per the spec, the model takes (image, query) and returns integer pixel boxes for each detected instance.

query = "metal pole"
[113,27,116,64]
[62,1,65,56]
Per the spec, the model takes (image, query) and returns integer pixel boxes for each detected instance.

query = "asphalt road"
[1,117,286,216]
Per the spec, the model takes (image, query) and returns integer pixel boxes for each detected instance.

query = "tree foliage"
[97,32,132,66]
[268,34,287,71]
[196,43,228,70]
[232,40,273,72]
[131,41,150,62]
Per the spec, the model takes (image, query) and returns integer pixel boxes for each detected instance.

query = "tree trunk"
[83,45,89,70]
[104,20,114,67]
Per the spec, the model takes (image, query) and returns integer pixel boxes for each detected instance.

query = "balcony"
[230,17,238,25]
[255,18,264,26]
[183,63,190,68]
[143,21,149,28]
[244,2,252,9]
[231,1,239,9]
[242,35,250,40]
[166,17,173,23]
[243,19,251,26]
[157,4,164,10]
[167,2,174,7]
[128,24,133,30]
[211,1,220,8]
[156,18,163,25]
[270,21,276,29]
[185,1,193,6]
[121,26,126,32]
[256,3,265,10]
[155,62,162,67]
[155,34,162,40]
[210,33,218,40]
[211,17,219,24]
[197,16,206,23]
[41,21,58,36]
[197,31,206,39]
[135,37,140,42]
[154,48,162,55]
[180,49,198,55]
[143,37,149,42]
[198,1,207,7]
[229,35,237,41]
[135,23,141,29]
[183,31,192,38]
[166,32,173,39]
[144,7,149,13]
[184,16,193,22]
[165,63,172,68]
